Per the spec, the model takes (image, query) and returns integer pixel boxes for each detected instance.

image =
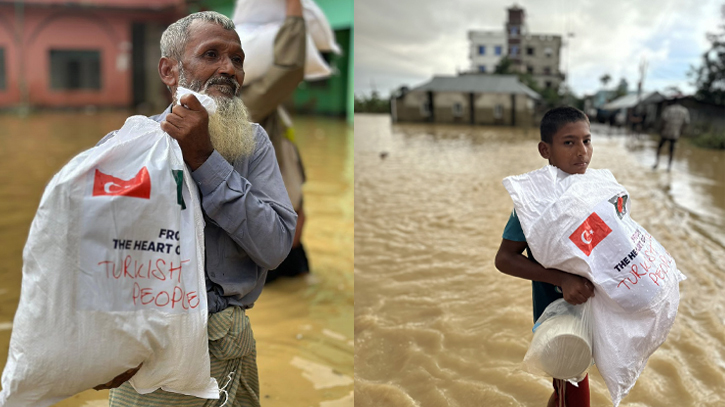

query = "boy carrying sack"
[495,107,684,407]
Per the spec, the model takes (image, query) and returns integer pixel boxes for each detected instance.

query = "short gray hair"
[160,11,236,61]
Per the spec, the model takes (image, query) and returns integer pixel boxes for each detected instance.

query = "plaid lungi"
[109,306,260,407]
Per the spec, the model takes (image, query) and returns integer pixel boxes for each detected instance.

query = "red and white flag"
[569,212,612,256]
[92,167,151,199]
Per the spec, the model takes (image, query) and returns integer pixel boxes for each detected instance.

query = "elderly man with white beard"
[94,10,297,407]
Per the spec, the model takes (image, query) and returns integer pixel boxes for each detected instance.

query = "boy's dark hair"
[540,106,589,143]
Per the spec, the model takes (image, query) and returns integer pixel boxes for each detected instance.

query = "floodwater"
[354,114,725,406]
[0,111,353,407]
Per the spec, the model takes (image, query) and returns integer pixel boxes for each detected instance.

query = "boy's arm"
[494,239,594,305]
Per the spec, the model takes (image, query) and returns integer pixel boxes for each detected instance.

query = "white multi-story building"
[467,6,564,91]
[468,30,507,74]
[520,33,563,90]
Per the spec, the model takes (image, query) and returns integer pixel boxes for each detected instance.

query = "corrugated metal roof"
[601,92,664,110]
[410,75,541,99]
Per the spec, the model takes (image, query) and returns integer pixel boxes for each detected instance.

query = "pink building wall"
[0,1,183,108]
[20,0,181,8]
[0,10,20,106]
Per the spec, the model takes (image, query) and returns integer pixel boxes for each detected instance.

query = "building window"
[545,81,552,89]
[526,65,533,74]
[544,66,551,75]
[510,45,519,56]
[50,50,101,90]
[479,65,486,73]
[545,47,553,57]
[0,48,5,90]
[452,102,463,117]
[478,45,486,55]
[495,45,502,55]
[420,101,431,117]
[494,104,503,119]
[510,26,519,36]
[527,47,535,56]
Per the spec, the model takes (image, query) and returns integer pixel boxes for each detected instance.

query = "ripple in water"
[355,114,725,407]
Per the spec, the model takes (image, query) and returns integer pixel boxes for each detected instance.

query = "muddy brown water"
[0,111,353,407]
[354,114,725,407]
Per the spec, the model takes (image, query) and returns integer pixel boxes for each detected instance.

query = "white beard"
[178,66,256,163]
[207,96,256,163]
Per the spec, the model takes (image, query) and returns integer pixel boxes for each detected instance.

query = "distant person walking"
[653,100,690,171]
[240,0,310,282]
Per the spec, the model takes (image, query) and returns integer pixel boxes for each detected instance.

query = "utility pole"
[637,56,648,104]
[636,56,648,117]
[634,56,648,132]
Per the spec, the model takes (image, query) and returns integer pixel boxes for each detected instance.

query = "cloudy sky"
[355,0,724,98]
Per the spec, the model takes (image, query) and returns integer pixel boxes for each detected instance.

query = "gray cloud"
[355,0,723,97]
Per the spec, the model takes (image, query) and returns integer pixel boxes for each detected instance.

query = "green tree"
[494,57,538,92]
[540,87,561,106]
[664,85,683,97]
[493,57,571,108]
[616,78,628,98]
[600,74,612,88]
[690,6,725,105]
[517,73,541,93]
[354,91,390,113]
[494,57,514,74]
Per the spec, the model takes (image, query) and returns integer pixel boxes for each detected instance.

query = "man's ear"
[159,57,178,89]
[538,141,551,159]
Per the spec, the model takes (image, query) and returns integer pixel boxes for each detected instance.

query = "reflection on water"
[621,128,725,249]
[0,111,353,407]
[250,116,354,407]
[354,114,725,407]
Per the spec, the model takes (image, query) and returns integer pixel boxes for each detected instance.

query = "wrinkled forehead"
[185,20,242,52]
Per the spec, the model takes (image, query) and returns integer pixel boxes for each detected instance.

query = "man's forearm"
[241,16,306,122]
[191,142,297,270]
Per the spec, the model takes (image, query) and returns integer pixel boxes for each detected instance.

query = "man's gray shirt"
[100,109,297,313]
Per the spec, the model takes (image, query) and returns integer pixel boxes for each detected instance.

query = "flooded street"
[0,111,353,407]
[354,114,725,406]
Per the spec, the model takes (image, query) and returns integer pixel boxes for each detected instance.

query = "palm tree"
[600,74,611,88]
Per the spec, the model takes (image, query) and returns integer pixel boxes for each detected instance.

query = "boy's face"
[538,120,592,175]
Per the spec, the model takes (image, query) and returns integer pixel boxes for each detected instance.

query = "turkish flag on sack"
[503,165,685,407]
[568,212,612,256]
[92,167,151,199]
[0,115,218,407]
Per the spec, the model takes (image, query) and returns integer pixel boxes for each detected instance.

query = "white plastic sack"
[523,299,593,382]
[236,22,333,84]
[232,0,342,54]
[0,116,219,406]
[503,165,684,407]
